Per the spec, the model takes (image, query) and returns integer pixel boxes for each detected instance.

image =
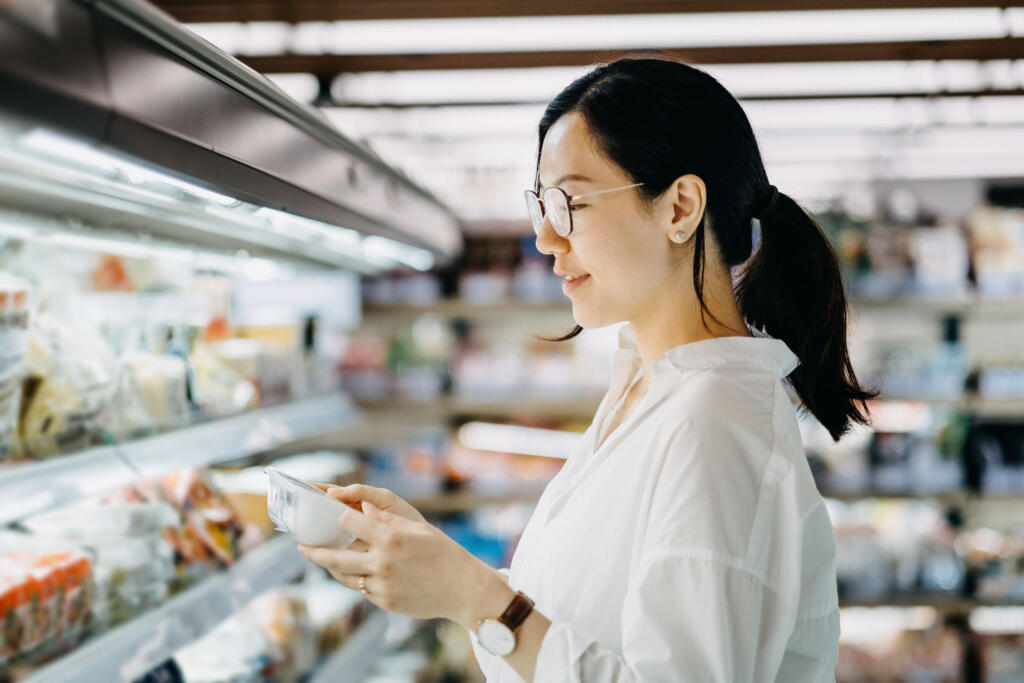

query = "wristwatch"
[475,590,535,656]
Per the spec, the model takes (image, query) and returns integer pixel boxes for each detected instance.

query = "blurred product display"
[3,0,1024,679]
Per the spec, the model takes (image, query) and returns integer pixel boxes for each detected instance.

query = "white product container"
[265,467,354,549]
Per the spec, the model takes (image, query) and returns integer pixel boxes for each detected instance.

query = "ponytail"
[735,188,877,441]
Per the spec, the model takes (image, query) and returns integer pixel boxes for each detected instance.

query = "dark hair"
[535,57,875,441]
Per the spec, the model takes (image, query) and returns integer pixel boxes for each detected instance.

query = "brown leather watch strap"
[498,591,535,631]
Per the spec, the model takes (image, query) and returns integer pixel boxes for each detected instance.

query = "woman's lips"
[562,273,591,294]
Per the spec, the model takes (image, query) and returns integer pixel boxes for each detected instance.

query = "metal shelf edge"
[310,608,390,683]
[0,393,354,525]
[23,535,307,683]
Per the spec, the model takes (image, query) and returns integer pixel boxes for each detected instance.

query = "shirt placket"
[542,366,671,524]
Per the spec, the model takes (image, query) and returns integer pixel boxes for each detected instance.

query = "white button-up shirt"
[470,322,840,682]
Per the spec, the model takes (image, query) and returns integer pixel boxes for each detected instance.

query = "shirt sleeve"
[531,549,798,683]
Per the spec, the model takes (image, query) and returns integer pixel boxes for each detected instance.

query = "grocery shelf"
[362,298,571,324]
[821,489,967,502]
[356,394,602,421]
[839,595,1024,614]
[876,394,1024,417]
[310,609,390,683]
[363,295,1024,323]
[410,488,546,515]
[852,295,1024,318]
[0,393,355,525]
[24,535,308,683]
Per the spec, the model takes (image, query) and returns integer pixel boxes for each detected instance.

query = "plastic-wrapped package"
[0,539,93,667]
[173,610,275,683]
[119,351,190,432]
[0,273,29,386]
[158,469,265,574]
[18,315,117,458]
[0,273,30,461]
[265,468,354,550]
[189,341,259,418]
[20,502,177,629]
[246,589,317,683]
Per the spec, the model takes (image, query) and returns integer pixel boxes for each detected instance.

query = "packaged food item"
[0,273,30,461]
[0,544,93,667]
[0,273,29,386]
[210,452,360,536]
[265,467,354,550]
[157,469,265,574]
[20,501,177,629]
[119,351,189,431]
[189,341,259,418]
[245,588,316,682]
[18,315,116,458]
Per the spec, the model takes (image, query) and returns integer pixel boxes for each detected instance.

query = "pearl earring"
[673,231,687,243]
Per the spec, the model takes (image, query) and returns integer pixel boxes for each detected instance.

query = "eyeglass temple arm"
[570,182,643,201]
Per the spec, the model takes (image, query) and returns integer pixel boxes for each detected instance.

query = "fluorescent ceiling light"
[458,422,580,459]
[362,235,435,271]
[329,61,1024,106]
[839,607,939,645]
[265,73,321,103]
[188,8,1015,56]
[969,607,1024,634]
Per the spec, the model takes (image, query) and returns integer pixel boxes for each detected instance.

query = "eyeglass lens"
[523,189,572,237]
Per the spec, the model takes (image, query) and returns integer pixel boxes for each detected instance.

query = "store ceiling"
[154,1,1024,232]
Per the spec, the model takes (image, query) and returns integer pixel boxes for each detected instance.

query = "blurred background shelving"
[3,0,1024,681]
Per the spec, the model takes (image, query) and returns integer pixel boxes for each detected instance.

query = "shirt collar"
[616,321,799,379]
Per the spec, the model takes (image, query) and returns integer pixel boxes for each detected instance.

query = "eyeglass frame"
[524,182,644,237]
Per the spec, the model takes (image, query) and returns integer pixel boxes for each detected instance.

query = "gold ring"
[358,575,369,596]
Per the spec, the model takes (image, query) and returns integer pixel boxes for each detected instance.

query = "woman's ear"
[666,174,706,243]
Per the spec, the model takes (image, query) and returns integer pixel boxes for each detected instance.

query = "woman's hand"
[298,499,509,627]
[325,483,426,524]
[308,483,425,553]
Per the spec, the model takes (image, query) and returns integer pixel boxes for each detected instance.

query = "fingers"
[298,544,375,575]
[337,505,391,545]
[327,484,395,510]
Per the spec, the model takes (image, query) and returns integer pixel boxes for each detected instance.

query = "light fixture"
[969,607,1024,634]
[0,210,296,282]
[20,128,241,207]
[2,127,433,274]
[458,421,580,459]
[187,8,1014,56]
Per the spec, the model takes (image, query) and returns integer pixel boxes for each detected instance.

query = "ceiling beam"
[325,88,1024,108]
[155,0,1014,23]
[239,37,1024,75]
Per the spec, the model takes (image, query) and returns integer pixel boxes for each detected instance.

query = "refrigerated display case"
[0,1,461,680]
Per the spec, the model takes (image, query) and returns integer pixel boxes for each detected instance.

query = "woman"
[300,57,875,682]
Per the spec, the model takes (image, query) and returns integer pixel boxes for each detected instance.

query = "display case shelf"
[0,393,355,525]
[363,295,1024,324]
[310,608,390,683]
[23,535,308,683]
[356,394,603,421]
[839,595,1024,614]
[409,488,547,515]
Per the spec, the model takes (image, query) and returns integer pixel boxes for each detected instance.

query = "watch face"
[478,619,516,656]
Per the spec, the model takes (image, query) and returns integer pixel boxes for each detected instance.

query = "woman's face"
[535,112,683,330]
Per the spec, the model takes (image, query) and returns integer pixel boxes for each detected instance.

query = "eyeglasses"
[524,182,644,237]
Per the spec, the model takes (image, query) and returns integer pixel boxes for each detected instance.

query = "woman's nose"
[534,215,569,256]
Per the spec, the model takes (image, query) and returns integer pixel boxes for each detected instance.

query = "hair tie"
[755,185,779,219]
